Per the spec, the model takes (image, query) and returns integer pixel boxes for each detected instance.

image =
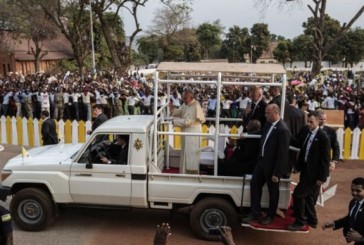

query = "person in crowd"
[54,87,64,121]
[24,89,33,119]
[288,110,330,231]
[322,177,364,244]
[2,90,13,117]
[81,87,94,121]
[141,90,153,115]
[235,91,251,118]
[63,88,72,120]
[243,104,290,225]
[171,90,206,174]
[269,86,291,128]
[71,88,81,121]
[41,110,58,145]
[0,205,13,245]
[207,94,217,118]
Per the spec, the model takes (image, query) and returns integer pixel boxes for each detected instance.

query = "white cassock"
[173,99,206,174]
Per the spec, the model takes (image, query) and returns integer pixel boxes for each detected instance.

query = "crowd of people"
[0,69,363,130]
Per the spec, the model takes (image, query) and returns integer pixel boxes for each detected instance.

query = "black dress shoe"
[307,222,317,228]
[287,223,305,231]
[260,216,274,225]
[241,214,262,224]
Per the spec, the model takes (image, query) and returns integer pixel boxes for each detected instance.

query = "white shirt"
[236,97,251,109]
[82,92,94,104]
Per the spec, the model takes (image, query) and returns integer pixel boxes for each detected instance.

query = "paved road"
[0,144,362,244]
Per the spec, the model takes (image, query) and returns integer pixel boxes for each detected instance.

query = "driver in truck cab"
[100,135,129,165]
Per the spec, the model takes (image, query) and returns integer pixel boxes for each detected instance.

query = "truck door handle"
[75,173,92,177]
[115,173,126,178]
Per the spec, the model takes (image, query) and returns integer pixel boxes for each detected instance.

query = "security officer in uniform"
[0,205,13,245]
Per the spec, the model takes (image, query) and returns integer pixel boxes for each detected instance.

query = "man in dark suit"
[87,105,108,142]
[100,135,129,165]
[269,86,291,128]
[288,111,330,231]
[318,111,340,171]
[243,86,267,131]
[219,119,261,176]
[322,177,364,244]
[243,104,290,225]
[41,110,58,145]
[287,95,306,173]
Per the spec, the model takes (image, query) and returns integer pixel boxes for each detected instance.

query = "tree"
[31,0,93,73]
[196,21,223,59]
[137,35,161,64]
[254,0,364,75]
[292,34,314,68]
[337,27,364,67]
[273,40,291,66]
[250,23,270,63]
[220,25,250,62]
[146,2,193,61]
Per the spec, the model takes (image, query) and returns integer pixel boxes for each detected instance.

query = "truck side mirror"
[86,162,93,169]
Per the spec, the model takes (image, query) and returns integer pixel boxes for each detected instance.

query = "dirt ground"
[0,144,362,245]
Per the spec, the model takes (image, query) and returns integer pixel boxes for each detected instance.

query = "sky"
[122,0,364,39]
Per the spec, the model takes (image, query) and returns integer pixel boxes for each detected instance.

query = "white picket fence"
[1,116,363,160]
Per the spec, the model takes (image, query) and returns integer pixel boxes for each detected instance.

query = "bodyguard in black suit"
[319,111,340,169]
[88,105,108,143]
[243,104,290,225]
[41,110,58,145]
[243,86,267,131]
[288,111,330,231]
[323,177,364,244]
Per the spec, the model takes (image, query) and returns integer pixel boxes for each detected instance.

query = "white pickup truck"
[0,62,292,240]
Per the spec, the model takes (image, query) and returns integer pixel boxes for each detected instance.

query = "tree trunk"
[95,10,123,69]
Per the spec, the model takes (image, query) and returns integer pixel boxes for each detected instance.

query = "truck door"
[69,134,132,206]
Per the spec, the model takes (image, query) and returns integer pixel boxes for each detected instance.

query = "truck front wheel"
[10,188,55,231]
[189,197,236,241]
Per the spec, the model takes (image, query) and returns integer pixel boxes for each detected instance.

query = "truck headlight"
[1,170,12,182]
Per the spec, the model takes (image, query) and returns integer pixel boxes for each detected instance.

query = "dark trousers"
[292,173,320,225]
[250,164,280,218]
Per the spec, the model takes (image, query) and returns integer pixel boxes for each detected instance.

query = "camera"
[208,227,220,235]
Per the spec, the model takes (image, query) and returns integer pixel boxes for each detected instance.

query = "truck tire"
[10,188,55,231]
[189,197,236,241]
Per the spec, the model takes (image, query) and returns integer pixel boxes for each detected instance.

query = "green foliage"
[196,21,223,59]
[220,25,250,62]
[292,34,314,67]
[273,40,291,65]
[337,27,364,67]
[250,23,270,63]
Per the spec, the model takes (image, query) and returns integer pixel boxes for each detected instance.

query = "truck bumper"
[0,185,10,201]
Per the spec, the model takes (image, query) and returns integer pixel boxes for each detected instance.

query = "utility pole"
[89,0,96,74]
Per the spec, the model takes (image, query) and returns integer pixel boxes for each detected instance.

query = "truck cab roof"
[94,115,154,134]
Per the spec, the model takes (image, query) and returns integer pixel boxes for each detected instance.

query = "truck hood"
[5,143,83,167]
